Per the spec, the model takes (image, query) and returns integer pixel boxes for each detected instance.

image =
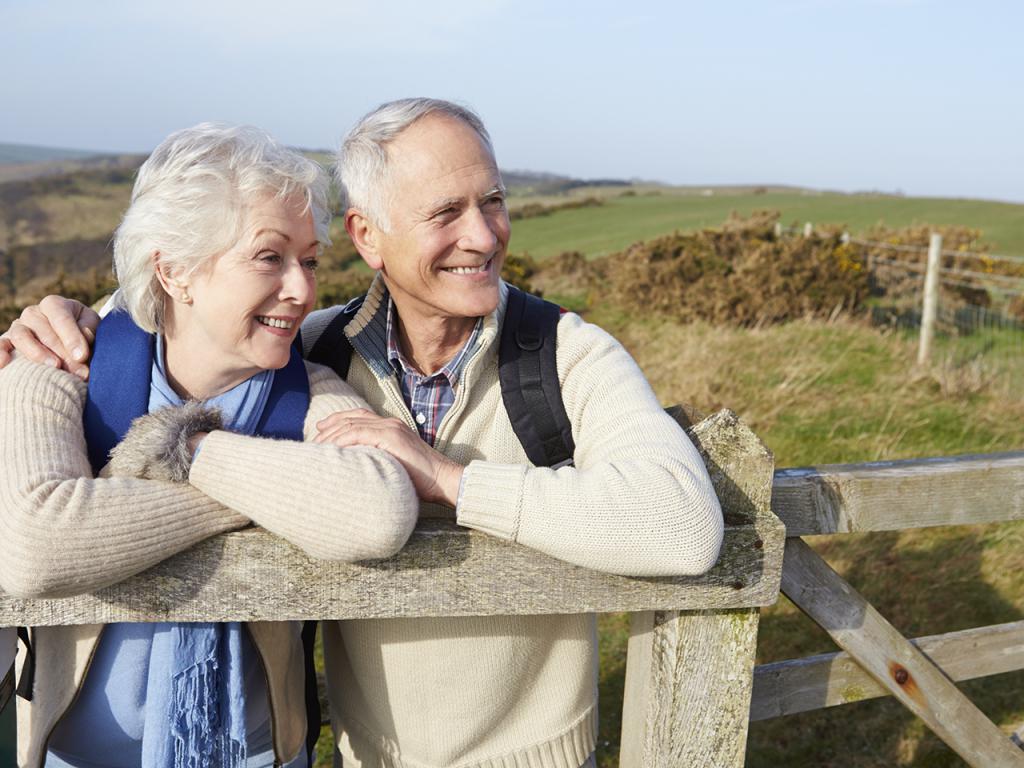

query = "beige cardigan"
[265,279,720,768]
[0,357,417,767]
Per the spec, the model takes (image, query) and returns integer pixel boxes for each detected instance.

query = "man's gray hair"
[336,98,493,230]
[113,122,331,333]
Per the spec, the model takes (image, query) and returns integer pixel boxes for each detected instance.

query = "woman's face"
[173,194,320,380]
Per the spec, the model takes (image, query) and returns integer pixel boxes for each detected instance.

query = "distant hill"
[0,142,146,184]
[501,169,636,195]
[0,141,106,165]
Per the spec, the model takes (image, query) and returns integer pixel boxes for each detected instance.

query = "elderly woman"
[0,124,418,768]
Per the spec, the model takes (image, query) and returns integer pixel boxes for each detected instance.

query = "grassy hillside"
[0,142,103,165]
[592,311,1024,767]
[509,190,1024,258]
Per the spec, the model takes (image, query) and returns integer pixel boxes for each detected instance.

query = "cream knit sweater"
[279,279,723,768]
[0,356,418,767]
[0,357,417,599]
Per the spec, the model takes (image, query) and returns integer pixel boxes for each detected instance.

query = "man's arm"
[0,295,99,378]
[455,312,725,578]
[316,312,725,578]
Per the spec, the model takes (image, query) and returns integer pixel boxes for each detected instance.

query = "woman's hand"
[315,409,464,507]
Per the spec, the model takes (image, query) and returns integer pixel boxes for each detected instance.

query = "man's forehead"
[381,128,499,215]
[387,115,498,175]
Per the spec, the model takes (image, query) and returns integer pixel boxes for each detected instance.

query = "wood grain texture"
[621,608,760,768]
[0,517,783,626]
[0,409,787,627]
[620,411,777,767]
[781,538,1024,767]
[773,451,1024,536]
[751,620,1024,720]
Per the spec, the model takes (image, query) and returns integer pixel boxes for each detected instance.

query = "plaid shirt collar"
[384,295,482,388]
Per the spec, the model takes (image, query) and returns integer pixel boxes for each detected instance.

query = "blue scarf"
[83,309,309,768]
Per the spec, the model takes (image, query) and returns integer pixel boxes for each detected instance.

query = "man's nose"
[457,207,499,253]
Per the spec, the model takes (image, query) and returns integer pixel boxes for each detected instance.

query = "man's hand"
[315,408,464,507]
[0,296,99,378]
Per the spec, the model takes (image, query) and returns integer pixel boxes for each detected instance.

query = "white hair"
[336,98,493,230]
[113,122,331,333]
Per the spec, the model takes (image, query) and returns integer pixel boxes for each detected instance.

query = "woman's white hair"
[336,98,493,231]
[113,122,331,333]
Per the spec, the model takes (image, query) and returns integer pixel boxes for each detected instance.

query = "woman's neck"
[162,330,257,401]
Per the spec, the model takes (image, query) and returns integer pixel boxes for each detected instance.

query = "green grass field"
[508,190,1024,259]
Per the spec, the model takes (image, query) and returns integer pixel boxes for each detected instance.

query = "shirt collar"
[384,295,482,389]
[345,274,508,383]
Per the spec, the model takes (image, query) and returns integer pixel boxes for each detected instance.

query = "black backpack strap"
[499,286,575,468]
[307,294,364,379]
[15,626,33,702]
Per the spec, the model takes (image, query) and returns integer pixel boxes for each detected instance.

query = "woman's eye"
[259,252,281,264]
[303,258,320,272]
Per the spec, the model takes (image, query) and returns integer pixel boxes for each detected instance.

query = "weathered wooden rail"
[3,416,1024,766]
[759,450,1024,767]
[0,410,786,767]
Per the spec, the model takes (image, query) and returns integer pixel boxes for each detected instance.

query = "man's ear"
[152,253,193,305]
[345,209,384,271]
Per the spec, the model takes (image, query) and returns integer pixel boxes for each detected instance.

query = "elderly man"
[0,98,724,768]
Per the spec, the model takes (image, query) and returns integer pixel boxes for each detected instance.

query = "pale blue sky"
[2,0,1021,201]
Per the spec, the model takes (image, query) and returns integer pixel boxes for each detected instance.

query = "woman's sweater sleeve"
[456,314,724,577]
[187,362,417,562]
[0,357,249,599]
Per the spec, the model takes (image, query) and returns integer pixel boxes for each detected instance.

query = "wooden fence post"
[918,232,943,365]
[619,411,780,767]
[803,222,813,238]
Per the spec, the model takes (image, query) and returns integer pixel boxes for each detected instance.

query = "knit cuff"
[455,460,528,542]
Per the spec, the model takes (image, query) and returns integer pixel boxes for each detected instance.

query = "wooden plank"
[0,516,783,626]
[621,410,776,767]
[614,610,761,765]
[0,409,787,628]
[773,451,1024,536]
[781,538,1024,767]
[621,609,760,767]
[751,620,1024,720]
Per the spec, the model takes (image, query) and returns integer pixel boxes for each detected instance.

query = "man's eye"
[486,196,506,209]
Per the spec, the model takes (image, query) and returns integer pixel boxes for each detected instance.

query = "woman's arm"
[0,357,249,598]
[187,362,418,562]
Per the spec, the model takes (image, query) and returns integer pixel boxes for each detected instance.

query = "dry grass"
[587,311,1024,767]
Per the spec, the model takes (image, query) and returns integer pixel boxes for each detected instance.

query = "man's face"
[363,114,510,327]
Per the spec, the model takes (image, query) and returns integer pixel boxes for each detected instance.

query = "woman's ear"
[345,209,384,271]
[153,253,193,305]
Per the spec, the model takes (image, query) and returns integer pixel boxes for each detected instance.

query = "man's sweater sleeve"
[188,362,418,562]
[0,357,249,599]
[456,313,724,577]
